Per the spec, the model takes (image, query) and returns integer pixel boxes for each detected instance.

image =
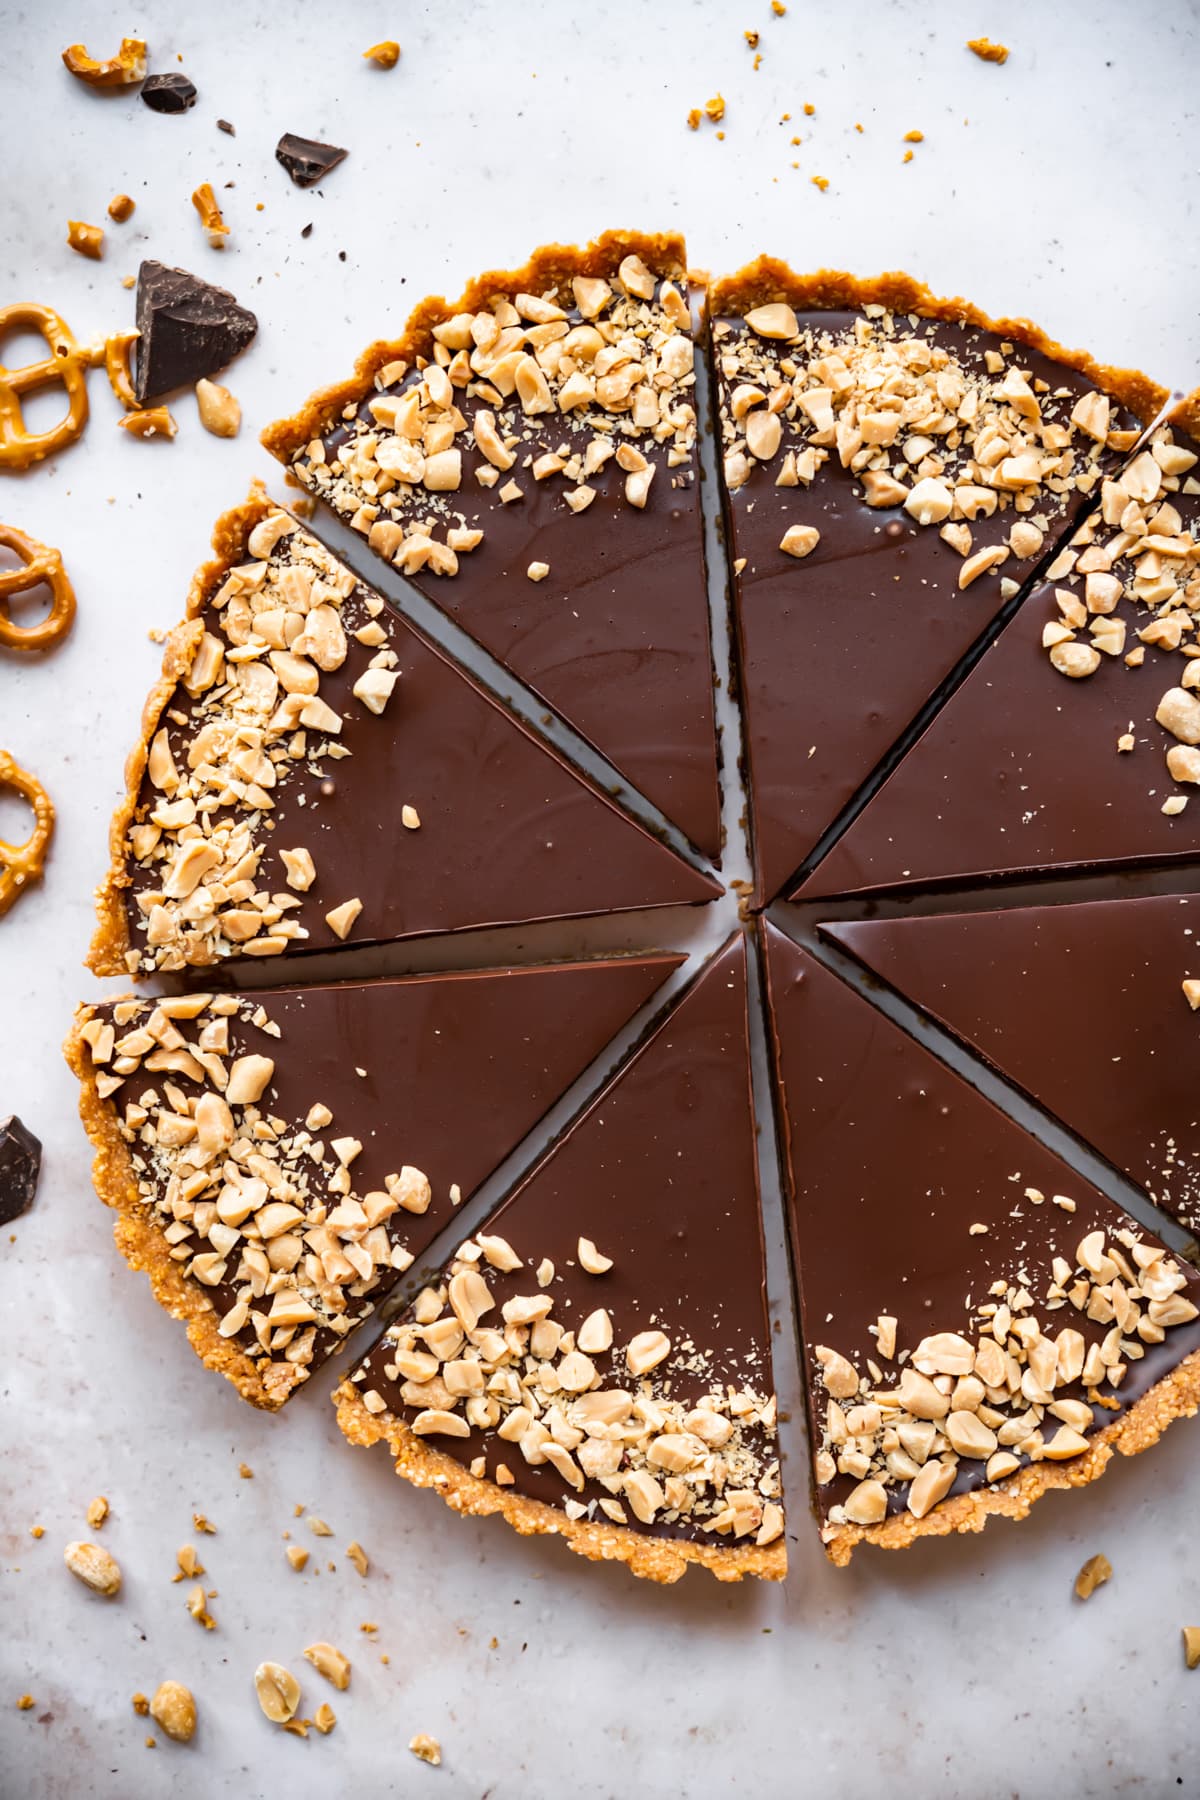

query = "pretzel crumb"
[118,407,177,441]
[363,40,400,67]
[967,36,1009,63]
[108,195,136,224]
[67,221,104,261]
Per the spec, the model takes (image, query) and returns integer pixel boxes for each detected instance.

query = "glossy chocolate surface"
[828,895,1200,1232]
[801,421,1200,901]
[124,540,718,961]
[94,952,682,1383]
[353,937,778,1540]
[313,293,722,860]
[713,312,1140,906]
[762,924,1200,1520]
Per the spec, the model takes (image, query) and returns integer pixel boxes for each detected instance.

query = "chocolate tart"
[262,230,723,860]
[65,952,681,1408]
[800,399,1200,899]
[88,488,717,977]
[709,264,1166,906]
[762,922,1200,1565]
[335,937,784,1584]
[827,892,1200,1233]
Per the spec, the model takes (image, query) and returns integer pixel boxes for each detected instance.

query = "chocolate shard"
[275,132,349,187]
[0,1116,41,1224]
[140,72,197,113]
[134,261,258,404]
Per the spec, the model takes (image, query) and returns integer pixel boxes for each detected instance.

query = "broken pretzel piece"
[61,37,147,87]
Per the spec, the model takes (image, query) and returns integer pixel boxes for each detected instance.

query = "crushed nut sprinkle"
[75,991,433,1401]
[285,260,699,580]
[352,1232,782,1547]
[1026,422,1200,810]
[811,1222,1198,1537]
[715,303,1135,598]
[1074,1551,1112,1599]
[409,1732,442,1766]
[64,1540,122,1595]
[119,511,407,972]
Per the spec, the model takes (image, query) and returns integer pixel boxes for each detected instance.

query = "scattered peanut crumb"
[1074,1553,1112,1600]
[174,1545,204,1581]
[121,275,136,289]
[1184,1626,1200,1669]
[811,175,828,192]
[686,107,701,129]
[307,1516,334,1538]
[705,94,726,122]
[185,1582,215,1629]
[409,1733,442,1766]
[29,1526,44,1540]
[803,101,815,114]
[132,1693,150,1716]
[286,1545,309,1572]
[771,1,787,13]
[314,1702,337,1734]
[239,1464,254,1479]
[903,129,924,142]
[401,804,421,830]
[346,1541,369,1577]
[744,29,759,47]
[17,1696,34,1712]
[150,1680,197,1742]
[902,150,914,163]
[196,378,241,438]
[86,1497,109,1529]
[363,40,400,67]
[967,36,1009,63]
[192,1513,216,1535]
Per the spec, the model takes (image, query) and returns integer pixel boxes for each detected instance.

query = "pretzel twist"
[0,303,106,471]
[0,750,54,916]
[0,524,76,650]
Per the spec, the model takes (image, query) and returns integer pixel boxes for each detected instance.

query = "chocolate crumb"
[275,133,349,188]
[217,118,235,135]
[141,73,197,114]
[0,1117,41,1224]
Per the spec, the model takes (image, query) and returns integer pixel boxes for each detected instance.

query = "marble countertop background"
[3,1,1200,1795]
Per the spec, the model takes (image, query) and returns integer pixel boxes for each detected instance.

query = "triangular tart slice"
[262,230,723,860]
[827,891,1200,1234]
[88,488,717,977]
[709,264,1164,904]
[800,400,1200,898]
[762,922,1200,1566]
[336,937,784,1584]
[65,952,681,1407]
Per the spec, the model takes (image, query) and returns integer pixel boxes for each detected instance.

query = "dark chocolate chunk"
[140,72,197,113]
[275,132,349,187]
[134,260,258,404]
[301,223,313,239]
[0,1116,41,1224]
[216,117,235,135]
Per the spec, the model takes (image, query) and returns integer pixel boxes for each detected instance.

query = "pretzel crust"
[86,484,279,978]
[1167,386,1200,442]
[334,1379,786,1585]
[64,1007,297,1409]
[260,229,689,464]
[707,260,1168,425]
[821,1343,1200,1566]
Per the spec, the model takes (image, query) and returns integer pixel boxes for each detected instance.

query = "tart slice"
[336,937,784,1584]
[262,230,723,860]
[65,952,682,1408]
[800,401,1200,898]
[709,264,1165,905]
[761,922,1200,1565]
[88,489,717,977]
[827,892,1200,1234]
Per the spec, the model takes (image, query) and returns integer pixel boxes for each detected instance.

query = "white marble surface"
[3,1,1200,1795]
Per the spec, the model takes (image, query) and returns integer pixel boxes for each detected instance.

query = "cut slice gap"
[826,891,1200,1237]
[708,262,1166,907]
[65,951,683,1408]
[262,229,723,862]
[798,403,1200,900]
[761,921,1200,1566]
[88,486,718,979]
[336,935,785,1584]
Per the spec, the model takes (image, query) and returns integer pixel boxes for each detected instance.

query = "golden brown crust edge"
[64,1007,290,1411]
[1167,386,1200,440]
[708,259,1168,426]
[334,1380,786,1585]
[86,486,279,978]
[822,1344,1200,1567]
[260,228,689,464]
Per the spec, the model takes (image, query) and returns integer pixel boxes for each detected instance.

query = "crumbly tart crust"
[335,1381,784,1584]
[262,228,690,458]
[708,260,1167,423]
[66,1014,279,1407]
[821,1346,1200,1566]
